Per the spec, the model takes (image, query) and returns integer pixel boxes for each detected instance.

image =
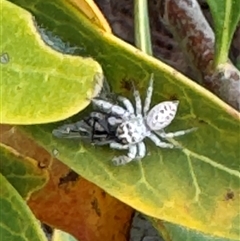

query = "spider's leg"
[92,99,130,119]
[143,73,154,117]
[109,142,129,150]
[84,112,108,142]
[88,112,110,132]
[91,136,115,146]
[52,120,91,139]
[112,145,137,166]
[136,141,146,159]
[117,96,134,114]
[91,119,100,142]
[156,127,197,138]
[88,111,105,121]
[148,133,175,148]
[132,82,142,116]
[108,116,123,127]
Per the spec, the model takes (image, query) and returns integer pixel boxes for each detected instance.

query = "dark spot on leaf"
[168,94,178,101]
[91,198,101,217]
[101,191,106,198]
[58,170,79,186]
[38,158,49,169]
[120,78,132,91]
[198,119,208,125]
[225,190,234,201]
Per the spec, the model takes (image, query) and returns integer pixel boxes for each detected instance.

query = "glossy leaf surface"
[0,173,47,241]
[1,0,103,124]
[5,0,240,240]
[0,142,48,199]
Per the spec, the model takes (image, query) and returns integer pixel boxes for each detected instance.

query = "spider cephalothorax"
[91,75,196,165]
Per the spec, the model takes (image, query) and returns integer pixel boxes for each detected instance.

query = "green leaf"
[1,0,103,124]
[0,173,48,241]
[6,0,240,240]
[134,0,152,55]
[154,220,239,241]
[0,143,48,199]
[206,0,240,65]
[52,229,77,241]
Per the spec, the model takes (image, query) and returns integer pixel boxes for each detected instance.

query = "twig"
[159,0,240,110]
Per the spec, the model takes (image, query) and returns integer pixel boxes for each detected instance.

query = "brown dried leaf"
[0,125,134,241]
[28,159,134,241]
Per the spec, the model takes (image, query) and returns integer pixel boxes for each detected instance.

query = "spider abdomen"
[146,101,179,130]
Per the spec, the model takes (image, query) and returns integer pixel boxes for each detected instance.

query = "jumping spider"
[53,74,196,166]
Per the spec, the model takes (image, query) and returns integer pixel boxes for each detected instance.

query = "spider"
[91,74,196,166]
